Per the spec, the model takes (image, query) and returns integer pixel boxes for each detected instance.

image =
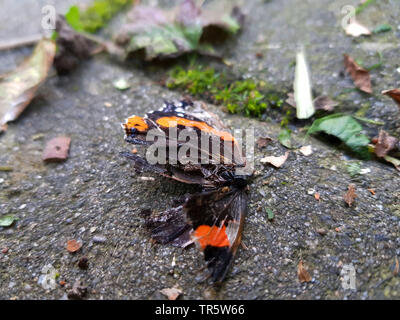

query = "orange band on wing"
[194,225,230,249]
[155,116,235,142]
[125,116,149,133]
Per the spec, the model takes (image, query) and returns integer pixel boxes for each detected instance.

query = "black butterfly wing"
[185,187,248,282]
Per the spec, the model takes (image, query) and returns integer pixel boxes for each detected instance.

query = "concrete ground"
[0,0,399,300]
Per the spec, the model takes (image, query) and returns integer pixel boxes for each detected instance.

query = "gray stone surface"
[0,0,399,300]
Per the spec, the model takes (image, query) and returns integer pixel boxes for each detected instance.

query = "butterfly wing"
[184,187,248,282]
[142,187,247,282]
[122,100,246,168]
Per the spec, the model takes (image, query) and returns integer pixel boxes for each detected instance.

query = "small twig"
[0,34,42,51]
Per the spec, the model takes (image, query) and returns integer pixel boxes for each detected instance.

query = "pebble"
[93,235,107,243]
[23,284,32,293]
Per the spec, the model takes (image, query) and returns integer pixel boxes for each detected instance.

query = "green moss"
[66,0,132,33]
[167,66,284,118]
[166,66,221,95]
[346,161,361,177]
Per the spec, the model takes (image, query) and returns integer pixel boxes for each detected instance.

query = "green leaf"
[65,5,84,32]
[0,215,18,227]
[347,162,361,177]
[308,114,370,157]
[66,1,132,33]
[372,24,392,34]
[266,208,274,221]
[278,129,292,149]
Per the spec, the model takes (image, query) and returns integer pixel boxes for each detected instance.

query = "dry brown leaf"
[299,145,313,156]
[394,257,399,276]
[382,89,400,108]
[344,54,372,94]
[66,239,82,253]
[260,152,289,168]
[54,16,102,74]
[42,136,71,162]
[373,130,398,158]
[344,184,357,207]
[298,260,312,283]
[313,95,339,112]
[256,137,272,149]
[345,21,371,37]
[0,39,56,132]
[160,286,182,300]
[286,93,338,112]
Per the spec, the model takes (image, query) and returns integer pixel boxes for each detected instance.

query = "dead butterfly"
[121,99,249,282]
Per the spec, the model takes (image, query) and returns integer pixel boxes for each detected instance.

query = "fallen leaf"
[115,0,243,60]
[373,130,398,158]
[298,260,312,283]
[0,39,56,132]
[260,152,289,168]
[299,145,313,156]
[66,239,82,253]
[285,93,296,107]
[294,48,315,119]
[344,54,372,94]
[256,137,272,149]
[0,215,19,227]
[344,184,357,207]
[278,129,292,149]
[313,95,339,112]
[307,114,370,157]
[372,24,392,34]
[345,21,371,37]
[367,188,376,195]
[0,166,13,172]
[160,286,182,300]
[54,16,99,74]
[394,257,399,277]
[382,89,400,108]
[382,155,400,171]
[42,136,71,162]
[286,93,338,112]
[266,208,274,221]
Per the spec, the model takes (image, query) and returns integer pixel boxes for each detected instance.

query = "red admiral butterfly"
[121,99,249,282]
